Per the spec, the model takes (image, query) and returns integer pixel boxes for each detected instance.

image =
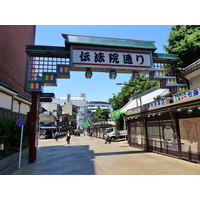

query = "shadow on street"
[12,142,149,175]
[94,150,148,157]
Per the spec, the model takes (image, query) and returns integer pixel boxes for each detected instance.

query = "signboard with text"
[40,93,55,98]
[173,88,200,102]
[71,46,152,69]
[40,98,52,102]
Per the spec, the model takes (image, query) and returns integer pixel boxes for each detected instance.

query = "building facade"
[59,94,88,129]
[0,25,36,119]
[124,59,200,164]
[86,101,113,123]
[40,102,62,118]
[70,94,88,129]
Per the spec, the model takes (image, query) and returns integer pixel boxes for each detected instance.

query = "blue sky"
[35,25,172,102]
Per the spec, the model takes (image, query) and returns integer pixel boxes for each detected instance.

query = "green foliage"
[0,117,28,159]
[164,25,200,68]
[92,107,110,123]
[0,118,19,143]
[109,109,127,126]
[110,110,127,120]
[82,121,90,129]
[109,74,159,110]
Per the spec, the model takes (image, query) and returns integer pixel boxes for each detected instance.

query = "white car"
[40,134,46,139]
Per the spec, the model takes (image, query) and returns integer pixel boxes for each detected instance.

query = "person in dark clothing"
[90,131,93,139]
[66,131,71,144]
[105,134,111,144]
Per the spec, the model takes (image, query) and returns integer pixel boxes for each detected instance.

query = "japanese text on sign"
[173,88,200,102]
[147,99,167,109]
[72,47,152,68]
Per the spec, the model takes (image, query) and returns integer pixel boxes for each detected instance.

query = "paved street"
[12,135,200,175]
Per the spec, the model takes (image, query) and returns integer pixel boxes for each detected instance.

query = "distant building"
[86,101,113,122]
[70,94,87,129]
[39,113,56,127]
[59,94,87,129]
[62,103,77,129]
[52,94,113,130]
[39,103,63,138]
[40,102,62,118]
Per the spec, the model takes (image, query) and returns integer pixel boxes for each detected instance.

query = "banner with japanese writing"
[71,47,152,69]
[173,88,200,102]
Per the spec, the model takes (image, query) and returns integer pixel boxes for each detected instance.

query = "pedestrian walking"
[55,131,59,141]
[66,131,71,144]
[90,131,93,139]
[105,134,111,144]
[52,131,55,139]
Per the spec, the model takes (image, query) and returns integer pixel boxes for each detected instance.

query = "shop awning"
[40,126,62,129]
[121,87,169,112]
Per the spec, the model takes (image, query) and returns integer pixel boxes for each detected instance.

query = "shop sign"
[144,98,169,110]
[40,93,55,98]
[173,88,200,102]
[71,46,152,69]
[40,98,52,102]
[127,107,141,114]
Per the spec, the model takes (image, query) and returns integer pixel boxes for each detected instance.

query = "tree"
[92,107,110,123]
[109,109,127,128]
[109,110,127,121]
[82,122,90,129]
[109,74,159,110]
[164,25,200,69]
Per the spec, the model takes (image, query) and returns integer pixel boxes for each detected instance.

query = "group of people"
[52,129,111,145]
[52,131,71,143]
[54,132,66,140]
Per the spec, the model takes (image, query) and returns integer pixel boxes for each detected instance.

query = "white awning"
[121,88,169,112]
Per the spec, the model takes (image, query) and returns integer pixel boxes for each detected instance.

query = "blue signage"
[16,119,25,127]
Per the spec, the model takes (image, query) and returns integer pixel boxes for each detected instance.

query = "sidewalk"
[12,135,200,175]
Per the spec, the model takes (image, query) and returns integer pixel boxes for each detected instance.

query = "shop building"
[0,25,36,119]
[124,59,200,163]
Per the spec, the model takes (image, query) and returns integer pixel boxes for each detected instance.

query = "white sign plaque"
[71,47,152,69]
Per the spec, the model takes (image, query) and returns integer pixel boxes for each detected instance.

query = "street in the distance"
[12,135,200,175]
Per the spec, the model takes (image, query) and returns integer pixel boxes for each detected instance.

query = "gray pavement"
[12,135,200,175]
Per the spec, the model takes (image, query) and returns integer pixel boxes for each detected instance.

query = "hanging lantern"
[85,68,93,79]
[109,70,117,79]
[132,71,139,80]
